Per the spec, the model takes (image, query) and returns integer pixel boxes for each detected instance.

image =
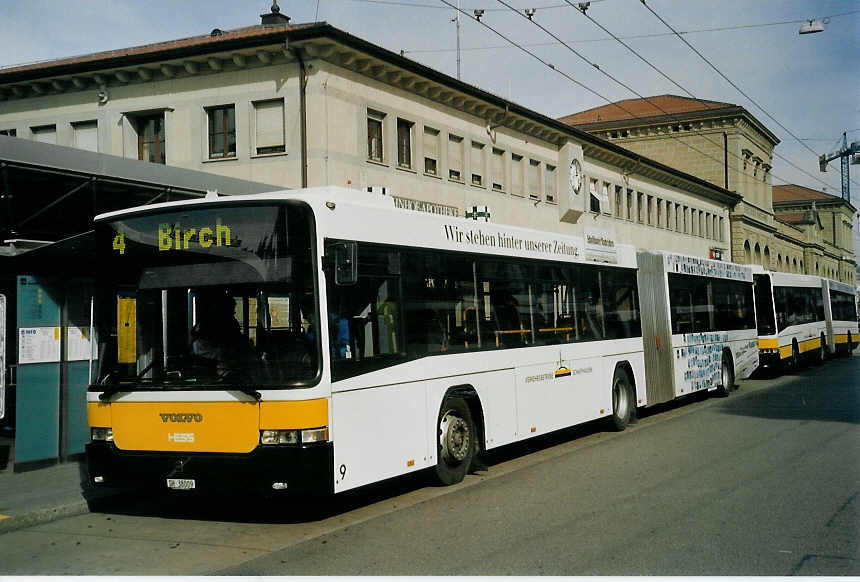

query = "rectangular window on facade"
[589,179,600,212]
[135,114,165,164]
[254,99,285,155]
[627,189,633,220]
[657,198,664,228]
[0,128,16,137]
[614,186,623,218]
[448,134,463,181]
[545,164,556,203]
[207,105,236,159]
[32,124,57,145]
[602,182,610,214]
[72,120,98,152]
[471,141,485,186]
[511,153,524,196]
[529,160,541,199]
[719,217,724,242]
[367,109,385,162]
[646,195,654,225]
[675,203,682,231]
[492,148,505,192]
[397,118,413,169]
[423,126,439,176]
[638,192,645,223]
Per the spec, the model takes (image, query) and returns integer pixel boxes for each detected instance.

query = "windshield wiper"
[237,386,262,401]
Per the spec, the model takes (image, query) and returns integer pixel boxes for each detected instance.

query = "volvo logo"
[160,413,203,423]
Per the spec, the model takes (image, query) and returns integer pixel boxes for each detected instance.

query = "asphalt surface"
[216,356,859,576]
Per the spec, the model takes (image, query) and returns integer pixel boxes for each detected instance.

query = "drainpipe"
[289,41,308,188]
[723,132,729,190]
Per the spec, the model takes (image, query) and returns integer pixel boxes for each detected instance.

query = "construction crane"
[819,132,860,203]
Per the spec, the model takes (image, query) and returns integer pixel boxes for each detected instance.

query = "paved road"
[2,356,858,575]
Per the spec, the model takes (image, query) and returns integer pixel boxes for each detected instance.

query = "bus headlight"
[261,430,299,445]
[91,427,114,442]
[260,428,328,445]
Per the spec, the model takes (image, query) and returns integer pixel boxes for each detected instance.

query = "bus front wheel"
[435,397,475,486]
[610,367,634,431]
[813,334,825,365]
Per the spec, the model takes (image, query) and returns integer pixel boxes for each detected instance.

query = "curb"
[0,500,90,536]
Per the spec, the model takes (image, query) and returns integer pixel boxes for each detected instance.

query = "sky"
[0,1,858,222]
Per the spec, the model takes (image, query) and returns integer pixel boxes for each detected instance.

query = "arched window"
[744,240,752,264]
[764,246,771,268]
[754,243,762,266]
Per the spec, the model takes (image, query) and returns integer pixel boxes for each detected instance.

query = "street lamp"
[798,18,829,34]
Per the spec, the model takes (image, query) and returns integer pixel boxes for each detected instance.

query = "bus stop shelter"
[0,135,281,471]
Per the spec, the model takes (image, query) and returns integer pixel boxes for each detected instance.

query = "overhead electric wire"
[404,15,854,54]
[563,0,843,193]
[482,0,822,191]
[639,1,858,189]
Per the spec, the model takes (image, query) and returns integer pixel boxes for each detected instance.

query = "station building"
[560,96,856,285]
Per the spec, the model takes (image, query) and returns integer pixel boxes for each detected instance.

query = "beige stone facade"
[0,12,739,262]
[560,96,856,284]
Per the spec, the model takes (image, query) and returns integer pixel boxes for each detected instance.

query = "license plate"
[166,478,195,490]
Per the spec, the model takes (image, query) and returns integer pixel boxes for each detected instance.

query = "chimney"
[261,0,290,26]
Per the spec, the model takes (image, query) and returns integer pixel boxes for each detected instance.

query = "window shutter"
[74,122,98,152]
[255,100,285,149]
[423,128,438,161]
[511,155,523,195]
[32,125,56,144]
[492,149,504,189]
[448,136,462,174]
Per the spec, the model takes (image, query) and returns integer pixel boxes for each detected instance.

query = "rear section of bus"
[86,198,335,495]
[824,278,859,356]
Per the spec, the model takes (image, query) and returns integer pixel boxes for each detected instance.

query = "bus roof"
[93,186,638,269]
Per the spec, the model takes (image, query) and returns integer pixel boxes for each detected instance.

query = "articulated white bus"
[823,278,859,357]
[86,186,754,496]
[637,250,759,402]
[752,268,828,369]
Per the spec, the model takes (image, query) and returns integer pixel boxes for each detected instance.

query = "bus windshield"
[94,202,320,389]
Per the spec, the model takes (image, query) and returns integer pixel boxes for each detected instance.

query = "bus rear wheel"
[435,397,475,486]
[610,367,633,431]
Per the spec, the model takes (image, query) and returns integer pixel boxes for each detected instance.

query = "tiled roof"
[0,23,315,79]
[558,95,735,125]
[777,212,810,224]
[772,184,842,203]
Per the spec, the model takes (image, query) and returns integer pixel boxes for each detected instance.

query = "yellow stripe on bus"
[779,337,822,359]
[260,399,328,429]
[758,338,778,349]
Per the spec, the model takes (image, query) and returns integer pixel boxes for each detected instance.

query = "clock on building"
[568,158,582,201]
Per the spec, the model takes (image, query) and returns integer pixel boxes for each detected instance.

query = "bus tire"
[813,334,825,365]
[610,367,633,431]
[717,350,735,397]
[435,397,475,486]
[791,340,800,370]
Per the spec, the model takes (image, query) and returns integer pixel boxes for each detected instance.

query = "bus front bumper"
[86,441,334,496]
